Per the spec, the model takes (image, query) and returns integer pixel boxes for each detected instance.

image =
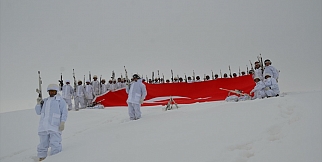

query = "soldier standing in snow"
[116,78,125,89]
[109,79,117,91]
[91,75,100,96]
[187,76,193,83]
[61,80,74,111]
[254,61,263,80]
[214,74,219,79]
[85,80,95,107]
[35,84,68,161]
[263,59,279,82]
[195,76,201,82]
[100,79,108,94]
[250,76,266,99]
[126,74,147,120]
[74,80,86,110]
[172,77,179,83]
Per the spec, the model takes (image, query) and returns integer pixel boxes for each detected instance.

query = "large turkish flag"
[94,75,255,107]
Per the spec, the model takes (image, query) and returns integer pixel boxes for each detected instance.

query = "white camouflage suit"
[61,82,74,110]
[74,85,86,110]
[126,79,147,120]
[264,65,279,81]
[251,80,266,99]
[85,84,95,106]
[91,80,100,96]
[264,77,280,97]
[35,95,68,159]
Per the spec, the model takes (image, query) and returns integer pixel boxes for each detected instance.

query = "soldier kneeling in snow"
[35,84,68,161]
[250,76,266,99]
[263,73,280,97]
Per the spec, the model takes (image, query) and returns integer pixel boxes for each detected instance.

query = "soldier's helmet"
[264,59,271,65]
[254,76,260,81]
[196,76,200,80]
[47,84,59,91]
[133,74,140,79]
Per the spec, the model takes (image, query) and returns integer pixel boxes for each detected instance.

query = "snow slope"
[0,91,321,162]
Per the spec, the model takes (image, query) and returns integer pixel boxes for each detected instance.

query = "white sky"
[0,0,321,107]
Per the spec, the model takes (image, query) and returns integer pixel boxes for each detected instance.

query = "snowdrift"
[0,91,321,162]
[94,75,255,107]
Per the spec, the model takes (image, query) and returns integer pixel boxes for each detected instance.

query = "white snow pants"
[265,89,276,97]
[127,102,141,120]
[254,90,266,99]
[85,99,93,107]
[64,98,72,110]
[74,96,85,110]
[37,131,62,158]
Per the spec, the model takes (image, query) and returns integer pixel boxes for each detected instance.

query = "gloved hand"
[59,122,65,131]
[37,97,43,105]
[265,87,270,90]
[140,98,144,104]
[250,90,254,95]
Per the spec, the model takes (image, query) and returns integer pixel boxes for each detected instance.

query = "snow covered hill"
[0,91,321,162]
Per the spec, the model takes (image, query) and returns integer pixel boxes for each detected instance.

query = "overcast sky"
[0,0,321,111]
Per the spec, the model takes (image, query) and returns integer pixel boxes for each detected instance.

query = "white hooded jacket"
[126,79,147,104]
[62,84,74,99]
[35,95,68,133]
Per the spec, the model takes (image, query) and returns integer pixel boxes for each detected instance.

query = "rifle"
[211,70,214,80]
[152,72,154,82]
[124,66,129,82]
[83,75,85,87]
[89,71,91,82]
[58,73,63,91]
[246,65,249,74]
[184,73,187,83]
[257,54,264,74]
[157,70,160,82]
[229,66,232,78]
[238,67,241,76]
[113,71,116,80]
[219,88,249,96]
[162,74,165,83]
[220,69,222,78]
[36,71,42,100]
[99,75,102,94]
[249,60,254,70]
[192,70,195,81]
[73,69,77,92]
[171,70,174,82]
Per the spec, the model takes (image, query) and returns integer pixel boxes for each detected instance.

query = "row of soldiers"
[61,76,128,111]
[59,57,279,109]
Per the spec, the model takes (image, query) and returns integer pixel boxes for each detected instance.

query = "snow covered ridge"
[0,91,321,162]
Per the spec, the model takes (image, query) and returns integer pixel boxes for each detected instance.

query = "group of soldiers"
[61,76,128,111]
[59,57,280,110]
[225,58,280,102]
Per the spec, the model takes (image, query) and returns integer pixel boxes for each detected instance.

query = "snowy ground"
[0,91,321,162]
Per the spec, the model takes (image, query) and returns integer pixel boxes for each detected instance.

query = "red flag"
[94,75,255,107]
